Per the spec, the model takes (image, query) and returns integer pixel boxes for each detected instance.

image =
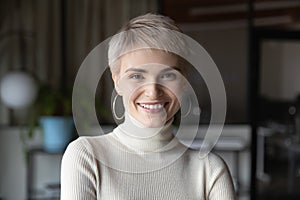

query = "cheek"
[163,77,186,94]
[118,77,143,95]
[166,89,181,111]
[121,87,141,109]
[167,85,184,102]
[118,80,139,100]
[166,87,184,115]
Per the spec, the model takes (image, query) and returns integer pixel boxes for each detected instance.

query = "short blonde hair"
[108,13,186,74]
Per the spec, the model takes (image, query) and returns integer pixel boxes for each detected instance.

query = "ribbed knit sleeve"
[61,138,98,199]
[207,153,237,200]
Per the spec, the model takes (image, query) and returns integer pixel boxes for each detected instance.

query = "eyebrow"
[125,68,147,73]
[125,66,181,73]
[161,66,182,73]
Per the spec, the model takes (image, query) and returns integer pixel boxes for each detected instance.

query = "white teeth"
[140,103,164,110]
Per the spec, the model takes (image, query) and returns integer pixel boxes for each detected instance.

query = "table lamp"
[0,71,37,109]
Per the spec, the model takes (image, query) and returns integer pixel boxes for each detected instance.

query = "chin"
[137,117,164,128]
[143,121,165,128]
[141,114,174,128]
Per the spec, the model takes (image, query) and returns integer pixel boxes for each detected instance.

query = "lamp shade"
[0,71,37,109]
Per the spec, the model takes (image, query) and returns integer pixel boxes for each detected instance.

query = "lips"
[137,102,167,113]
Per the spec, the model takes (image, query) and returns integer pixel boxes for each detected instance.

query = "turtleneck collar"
[113,112,179,153]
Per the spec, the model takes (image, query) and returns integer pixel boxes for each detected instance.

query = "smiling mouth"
[137,102,168,113]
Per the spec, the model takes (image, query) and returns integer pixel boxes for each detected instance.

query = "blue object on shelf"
[40,116,74,153]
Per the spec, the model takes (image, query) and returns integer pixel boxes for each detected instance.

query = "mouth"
[137,102,168,113]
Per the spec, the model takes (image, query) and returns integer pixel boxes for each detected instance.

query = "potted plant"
[28,84,74,153]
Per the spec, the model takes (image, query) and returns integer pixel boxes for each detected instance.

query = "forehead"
[119,49,180,73]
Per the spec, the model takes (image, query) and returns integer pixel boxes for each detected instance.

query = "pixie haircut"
[108,13,187,74]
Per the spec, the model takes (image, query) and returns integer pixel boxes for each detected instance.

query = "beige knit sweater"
[61,116,236,200]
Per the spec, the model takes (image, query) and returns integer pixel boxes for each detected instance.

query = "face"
[112,49,186,128]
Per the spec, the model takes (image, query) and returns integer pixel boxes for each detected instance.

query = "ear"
[111,72,117,83]
[112,73,122,96]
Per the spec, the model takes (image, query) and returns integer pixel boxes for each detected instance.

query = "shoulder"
[62,137,93,164]
[185,149,225,163]
[185,149,229,172]
[62,134,114,163]
[190,151,234,194]
[206,152,228,170]
[67,133,115,149]
[64,136,99,154]
[202,152,229,176]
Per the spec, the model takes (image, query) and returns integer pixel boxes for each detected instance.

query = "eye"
[129,73,144,80]
[160,73,177,81]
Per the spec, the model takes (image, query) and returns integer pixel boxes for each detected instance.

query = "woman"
[61,13,236,199]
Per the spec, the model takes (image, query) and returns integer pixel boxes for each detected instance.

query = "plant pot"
[39,116,74,153]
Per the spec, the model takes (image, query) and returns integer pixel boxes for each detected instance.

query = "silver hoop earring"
[181,95,192,118]
[113,94,124,120]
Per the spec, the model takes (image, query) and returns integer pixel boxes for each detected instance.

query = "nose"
[144,83,163,99]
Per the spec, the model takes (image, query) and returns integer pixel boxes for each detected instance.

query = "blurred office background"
[0,0,300,199]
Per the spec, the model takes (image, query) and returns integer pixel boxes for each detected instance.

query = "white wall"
[0,127,27,200]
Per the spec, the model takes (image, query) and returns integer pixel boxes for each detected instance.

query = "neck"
[114,112,178,152]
